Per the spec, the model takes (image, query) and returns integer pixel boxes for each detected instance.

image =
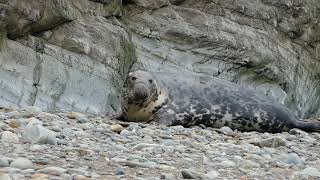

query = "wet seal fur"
[116,70,320,133]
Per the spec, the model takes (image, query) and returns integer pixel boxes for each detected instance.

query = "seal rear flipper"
[292,120,320,132]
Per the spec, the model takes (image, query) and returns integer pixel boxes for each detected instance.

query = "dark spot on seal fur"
[252,117,258,124]
[259,123,270,132]
[241,120,247,126]
[204,87,210,93]
[152,103,168,114]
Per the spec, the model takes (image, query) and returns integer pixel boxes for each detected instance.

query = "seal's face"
[121,70,167,122]
[122,70,159,103]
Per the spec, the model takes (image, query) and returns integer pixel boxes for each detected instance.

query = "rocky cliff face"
[0,0,135,114]
[0,0,319,118]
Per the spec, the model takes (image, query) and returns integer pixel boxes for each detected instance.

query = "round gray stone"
[297,167,320,177]
[0,173,12,180]
[22,124,56,145]
[21,106,42,114]
[160,173,176,180]
[218,126,234,136]
[1,131,19,143]
[0,158,10,167]
[278,153,302,165]
[10,158,33,170]
[204,170,219,179]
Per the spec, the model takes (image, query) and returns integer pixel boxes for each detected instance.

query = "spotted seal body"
[117,70,320,133]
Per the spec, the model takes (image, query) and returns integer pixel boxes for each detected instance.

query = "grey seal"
[116,70,320,133]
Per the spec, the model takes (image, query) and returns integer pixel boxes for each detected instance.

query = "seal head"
[120,70,167,122]
[123,71,157,102]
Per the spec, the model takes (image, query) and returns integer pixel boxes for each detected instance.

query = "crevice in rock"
[89,0,112,4]
[0,25,6,47]
[30,20,73,38]
[15,36,47,107]
[29,52,43,106]
[122,0,135,6]
[169,0,186,6]
[7,19,73,41]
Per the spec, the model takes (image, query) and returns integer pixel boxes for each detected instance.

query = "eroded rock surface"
[0,0,135,114]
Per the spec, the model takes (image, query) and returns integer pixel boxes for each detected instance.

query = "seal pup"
[116,70,320,133]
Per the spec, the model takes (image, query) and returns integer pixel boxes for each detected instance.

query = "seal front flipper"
[111,113,125,121]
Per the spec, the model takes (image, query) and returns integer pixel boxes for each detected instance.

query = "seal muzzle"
[133,83,150,101]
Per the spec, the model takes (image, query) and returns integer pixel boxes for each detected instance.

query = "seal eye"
[131,77,137,81]
[148,79,153,84]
